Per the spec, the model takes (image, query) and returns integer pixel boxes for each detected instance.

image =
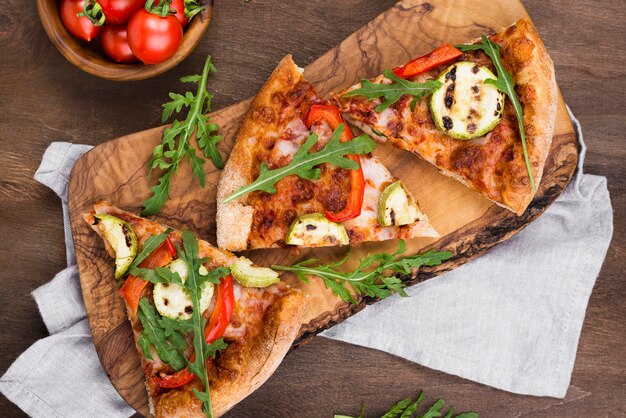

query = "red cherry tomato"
[99,0,144,25]
[59,0,101,42]
[127,9,183,64]
[156,0,189,28]
[169,0,190,28]
[101,25,137,63]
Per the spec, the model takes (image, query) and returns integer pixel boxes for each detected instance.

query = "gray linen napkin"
[0,111,612,417]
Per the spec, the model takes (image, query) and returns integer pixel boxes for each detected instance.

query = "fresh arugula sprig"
[137,298,189,371]
[344,69,442,112]
[133,230,230,418]
[143,55,223,216]
[273,241,452,304]
[335,391,478,418]
[127,229,171,281]
[457,36,536,191]
[222,124,376,204]
[177,230,229,417]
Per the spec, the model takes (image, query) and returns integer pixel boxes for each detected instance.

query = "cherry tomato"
[101,25,137,63]
[168,0,190,28]
[155,0,190,28]
[59,0,101,42]
[127,9,183,64]
[99,0,144,25]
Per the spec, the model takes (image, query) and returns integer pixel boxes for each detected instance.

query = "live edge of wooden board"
[67,0,578,415]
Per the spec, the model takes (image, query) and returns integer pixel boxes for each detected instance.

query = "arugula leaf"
[128,229,171,272]
[129,229,230,418]
[422,399,445,418]
[457,36,536,191]
[222,124,376,204]
[273,241,452,304]
[344,69,442,112]
[143,55,223,216]
[336,391,477,418]
[381,397,413,418]
[400,392,425,418]
[178,230,230,417]
[137,298,187,370]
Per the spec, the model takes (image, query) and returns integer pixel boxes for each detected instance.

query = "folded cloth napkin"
[0,111,612,417]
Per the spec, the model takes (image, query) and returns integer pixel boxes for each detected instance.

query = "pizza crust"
[84,202,307,418]
[493,17,557,213]
[216,55,304,251]
[336,18,557,215]
[153,290,306,417]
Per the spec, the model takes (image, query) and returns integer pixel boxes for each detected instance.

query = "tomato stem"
[145,0,175,17]
[77,0,105,26]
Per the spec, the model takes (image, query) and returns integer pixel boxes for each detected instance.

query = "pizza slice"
[216,55,438,252]
[333,18,557,215]
[84,201,306,417]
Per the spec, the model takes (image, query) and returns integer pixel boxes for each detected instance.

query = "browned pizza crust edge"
[154,290,306,418]
[495,17,557,214]
[216,55,304,251]
[84,203,307,418]
[337,17,557,216]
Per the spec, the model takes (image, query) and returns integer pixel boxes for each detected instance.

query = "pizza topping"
[153,259,214,320]
[343,69,442,112]
[273,240,452,303]
[378,180,424,226]
[222,125,375,204]
[306,104,366,223]
[152,366,195,389]
[93,214,138,279]
[392,43,463,79]
[134,231,231,417]
[430,62,505,140]
[204,274,235,344]
[118,235,178,315]
[285,213,349,246]
[231,258,280,288]
[457,35,536,191]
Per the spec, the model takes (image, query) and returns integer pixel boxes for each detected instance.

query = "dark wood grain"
[0,1,624,417]
[36,0,214,81]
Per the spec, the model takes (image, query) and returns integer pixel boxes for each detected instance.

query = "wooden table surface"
[1,0,624,417]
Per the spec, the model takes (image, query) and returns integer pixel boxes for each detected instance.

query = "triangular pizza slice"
[84,202,306,417]
[216,55,437,252]
[333,18,557,215]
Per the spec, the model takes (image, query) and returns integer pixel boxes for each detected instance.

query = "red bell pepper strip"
[324,154,365,223]
[306,105,353,142]
[152,365,195,388]
[119,237,177,315]
[305,105,365,222]
[204,275,235,344]
[392,43,463,79]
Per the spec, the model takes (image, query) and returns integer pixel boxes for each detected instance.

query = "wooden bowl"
[36,0,213,81]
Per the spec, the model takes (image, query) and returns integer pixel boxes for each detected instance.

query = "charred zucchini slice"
[378,180,424,226]
[430,61,504,140]
[153,259,213,320]
[285,213,349,247]
[94,214,137,279]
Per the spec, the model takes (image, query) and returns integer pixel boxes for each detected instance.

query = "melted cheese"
[268,118,310,165]
[343,155,394,229]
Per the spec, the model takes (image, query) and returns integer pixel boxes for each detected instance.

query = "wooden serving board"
[68,0,577,415]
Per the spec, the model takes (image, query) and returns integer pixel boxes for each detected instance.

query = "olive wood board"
[67,0,578,415]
